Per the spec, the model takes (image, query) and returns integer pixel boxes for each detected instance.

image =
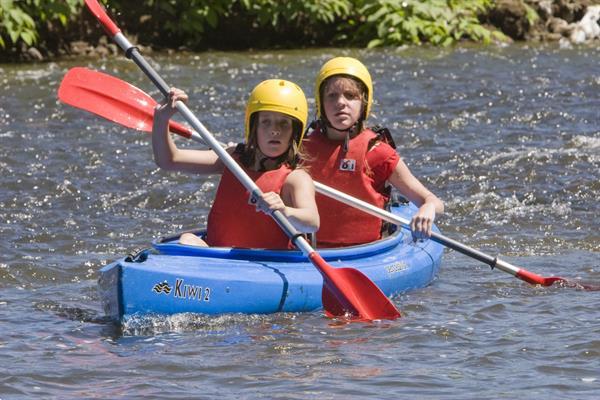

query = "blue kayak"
[99,203,444,320]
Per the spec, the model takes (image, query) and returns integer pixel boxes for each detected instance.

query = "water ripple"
[1,44,598,399]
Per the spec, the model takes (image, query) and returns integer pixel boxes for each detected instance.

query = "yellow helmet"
[315,57,373,120]
[245,79,308,145]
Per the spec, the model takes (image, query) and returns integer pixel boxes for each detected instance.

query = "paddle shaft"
[312,183,588,288]
[176,124,552,285]
[314,183,554,285]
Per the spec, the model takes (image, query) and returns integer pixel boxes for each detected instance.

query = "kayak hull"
[99,204,444,320]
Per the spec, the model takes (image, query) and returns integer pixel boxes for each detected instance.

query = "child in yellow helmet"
[303,57,443,247]
[152,79,319,248]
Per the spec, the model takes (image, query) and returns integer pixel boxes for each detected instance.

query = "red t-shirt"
[366,141,400,194]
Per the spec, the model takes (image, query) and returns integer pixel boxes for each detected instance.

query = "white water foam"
[570,135,600,150]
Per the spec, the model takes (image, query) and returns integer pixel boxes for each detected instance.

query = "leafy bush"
[240,0,352,27]
[106,0,232,46]
[0,0,511,57]
[121,0,353,48]
[0,0,82,49]
[0,0,37,48]
[347,0,506,47]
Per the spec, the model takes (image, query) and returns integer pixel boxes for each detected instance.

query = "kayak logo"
[339,158,356,172]
[385,262,408,275]
[153,281,172,294]
[152,279,212,302]
[174,278,211,302]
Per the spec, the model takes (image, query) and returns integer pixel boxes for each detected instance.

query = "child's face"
[322,77,364,131]
[256,111,293,158]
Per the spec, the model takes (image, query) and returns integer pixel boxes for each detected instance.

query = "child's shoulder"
[286,167,311,183]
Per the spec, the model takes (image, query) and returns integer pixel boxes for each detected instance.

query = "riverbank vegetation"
[1,0,598,61]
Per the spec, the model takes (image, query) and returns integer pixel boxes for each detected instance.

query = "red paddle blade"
[309,253,401,321]
[559,280,600,291]
[59,67,156,131]
[514,268,600,291]
[322,268,402,321]
[85,0,120,36]
[515,269,565,286]
[58,67,192,137]
[541,277,600,291]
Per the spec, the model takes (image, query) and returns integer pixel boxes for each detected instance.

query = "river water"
[1,44,598,399]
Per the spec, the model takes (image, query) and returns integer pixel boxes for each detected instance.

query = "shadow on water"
[33,299,124,337]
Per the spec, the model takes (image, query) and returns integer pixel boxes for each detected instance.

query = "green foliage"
[523,2,540,26]
[1,0,37,48]
[347,0,499,47]
[1,0,515,57]
[0,0,82,49]
[239,0,352,27]
[35,0,82,25]
[126,0,353,48]
[137,0,231,44]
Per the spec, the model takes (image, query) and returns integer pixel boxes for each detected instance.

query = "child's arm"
[152,88,227,175]
[261,169,320,234]
[387,159,444,238]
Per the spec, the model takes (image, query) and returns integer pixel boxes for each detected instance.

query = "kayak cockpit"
[152,225,407,262]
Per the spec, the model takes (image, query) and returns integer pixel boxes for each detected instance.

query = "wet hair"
[239,112,307,171]
[319,74,369,135]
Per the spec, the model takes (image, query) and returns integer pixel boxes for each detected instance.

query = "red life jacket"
[206,159,292,249]
[303,128,386,247]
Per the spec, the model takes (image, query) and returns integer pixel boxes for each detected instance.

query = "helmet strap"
[256,144,292,172]
[343,131,350,154]
[319,117,360,154]
[320,117,360,136]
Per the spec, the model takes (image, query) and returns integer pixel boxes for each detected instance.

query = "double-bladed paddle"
[59,66,598,292]
[81,0,402,321]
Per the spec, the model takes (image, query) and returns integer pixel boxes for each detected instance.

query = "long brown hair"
[319,74,369,135]
[239,113,308,171]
